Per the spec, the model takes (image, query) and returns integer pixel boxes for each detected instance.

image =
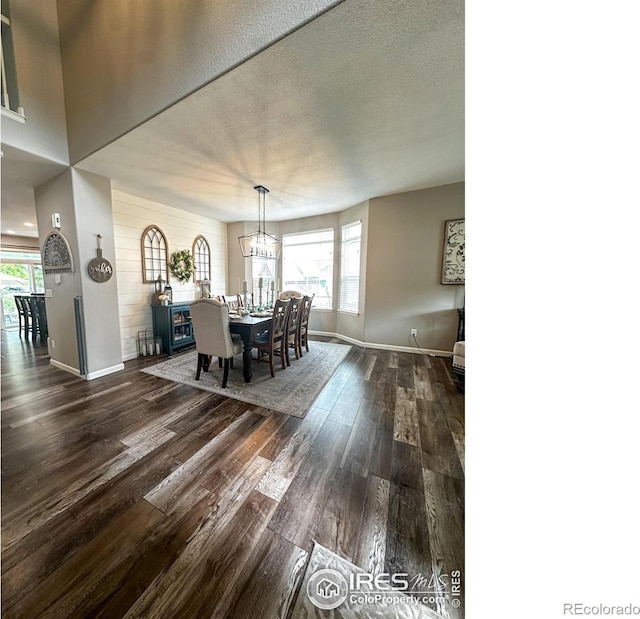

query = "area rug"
[141,341,351,418]
[291,543,447,618]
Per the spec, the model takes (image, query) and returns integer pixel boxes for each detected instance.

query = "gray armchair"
[189,298,243,387]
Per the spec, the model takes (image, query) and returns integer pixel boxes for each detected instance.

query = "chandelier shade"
[238,185,281,259]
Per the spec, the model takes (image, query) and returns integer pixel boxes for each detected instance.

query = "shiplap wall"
[112,190,227,360]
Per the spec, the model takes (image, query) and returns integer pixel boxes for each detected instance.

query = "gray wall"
[71,170,123,375]
[56,0,343,162]
[35,170,81,371]
[365,182,465,352]
[267,184,464,353]
[1,0,68,164]
[35,169,123,375]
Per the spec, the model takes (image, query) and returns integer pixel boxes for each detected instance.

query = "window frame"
[338,220,362,315]
[281,227,335,311]
[192,235,211,283]
[141,225,169,283]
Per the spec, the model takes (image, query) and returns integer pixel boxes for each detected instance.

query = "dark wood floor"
[1,329,464,619]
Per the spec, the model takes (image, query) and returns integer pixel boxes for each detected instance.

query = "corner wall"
[364,182,465,353]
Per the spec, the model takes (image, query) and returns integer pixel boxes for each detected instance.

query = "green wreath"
[169,249,195,283]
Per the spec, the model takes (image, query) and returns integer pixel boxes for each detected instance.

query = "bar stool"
[15,296,32,339]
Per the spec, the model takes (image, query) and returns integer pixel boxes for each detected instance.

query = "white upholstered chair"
[452,340,465,390]
[279,290,303,301]
[189,298,243,387]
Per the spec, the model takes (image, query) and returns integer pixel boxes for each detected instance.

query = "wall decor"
[141,225,169,283]
[442,218,465,284]
[169,249,195,283]
[87,234,114,283]
[43,231,74,274]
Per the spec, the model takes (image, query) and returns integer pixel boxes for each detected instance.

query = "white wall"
[112,190,227,360]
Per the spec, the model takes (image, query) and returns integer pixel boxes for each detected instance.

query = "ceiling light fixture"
[24,222,34,227]
[238,185,281,260]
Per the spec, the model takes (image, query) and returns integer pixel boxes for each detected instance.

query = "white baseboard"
[85,363,125,380]
[49,359,125,380]
[309,331,453,357]
[122,352,139,362]
[49,359,82,376]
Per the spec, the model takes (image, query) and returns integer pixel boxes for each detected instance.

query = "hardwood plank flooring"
[1,330,464,618]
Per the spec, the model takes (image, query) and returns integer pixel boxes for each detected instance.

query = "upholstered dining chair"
[298,293,314,356]
[189,298,243,387]
[253,298,291,378]
[279,290,303,301]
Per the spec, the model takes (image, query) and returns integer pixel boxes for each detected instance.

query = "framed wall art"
[442,218,465,284]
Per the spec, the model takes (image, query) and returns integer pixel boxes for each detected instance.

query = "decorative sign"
[87,234,114,283]
[43,231,74,274]
[442,219,465,284]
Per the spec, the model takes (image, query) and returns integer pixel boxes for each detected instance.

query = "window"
[192,235,210,282]
[282,229,334,310]
[251,255,276,305]
[141,225,169,283]
[1,249,43,329]
[339,221,362,313]
[1,1,24,118]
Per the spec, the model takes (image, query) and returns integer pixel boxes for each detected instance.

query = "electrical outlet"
[410,328,417,337]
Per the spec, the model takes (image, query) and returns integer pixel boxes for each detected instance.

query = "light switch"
[45,289,53,297]
[54,274,61,284]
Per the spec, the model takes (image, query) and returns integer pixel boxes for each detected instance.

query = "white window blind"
[339,221,362,313]
[282,229,334,309]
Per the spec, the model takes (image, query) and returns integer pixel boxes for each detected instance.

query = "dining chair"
[14,295,27,338]
[17,296,35,340]
[34,296,49,344]
[189,298,243,387]
[279,290,303,301]
[283,296,302,366]
[253,298,291,378]
[298,293,314,355]
[26,296,46,343]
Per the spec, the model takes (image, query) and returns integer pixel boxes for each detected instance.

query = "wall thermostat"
[52,213,61,228]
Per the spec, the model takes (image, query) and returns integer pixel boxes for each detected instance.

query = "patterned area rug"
[141,341,351,418]
[291,543,446,618]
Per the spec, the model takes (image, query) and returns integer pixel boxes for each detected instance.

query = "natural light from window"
[282,229,334,309]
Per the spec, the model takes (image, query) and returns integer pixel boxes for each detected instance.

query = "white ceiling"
[1,0,464,236]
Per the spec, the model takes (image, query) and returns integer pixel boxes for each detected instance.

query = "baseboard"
[85,363,125,380]
[49,359,82,377]
[49,359,125,380]
[309,331,453,357]
[122,352,139,362]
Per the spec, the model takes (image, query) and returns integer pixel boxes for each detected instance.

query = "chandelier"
[238,185,281,259]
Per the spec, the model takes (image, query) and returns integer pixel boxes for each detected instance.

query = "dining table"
[228,313,273,383]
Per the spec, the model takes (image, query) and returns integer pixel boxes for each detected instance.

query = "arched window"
[192,235,211,282]
[141,225,169,283]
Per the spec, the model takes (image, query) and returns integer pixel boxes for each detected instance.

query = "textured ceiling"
[76,0,464,222]
[1,0,464,236]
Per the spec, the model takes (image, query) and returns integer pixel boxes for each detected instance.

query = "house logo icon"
[307,568,348,610]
